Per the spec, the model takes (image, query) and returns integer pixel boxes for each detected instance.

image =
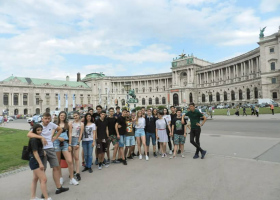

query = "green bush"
[147,105,154,110]
[135,106,142,111]
[157,105,166,110]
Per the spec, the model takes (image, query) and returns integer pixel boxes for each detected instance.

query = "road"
[1,115,280,200]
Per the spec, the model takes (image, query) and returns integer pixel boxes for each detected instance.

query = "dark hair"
[116,106,120,110]
[141,107,145,109]
[101,110,106,114]
[158,110,164,116]
[176,108,182,113]
[32,124,43,134]
[57,111,69,130]
[84,113,94,125]
[73,111,80,116]
[122,108,127,112]
[163,108,169,115]
[152,108,157,115]
[170,106,175,109]
[88,108,93,112]
[42,112,51,117]
[96,105,102,109]
[109,107,114,111]
[189,102,195,107]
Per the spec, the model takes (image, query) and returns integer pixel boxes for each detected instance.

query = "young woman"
[156,111,171,158]
[82,113,96,173]
[163,108,173,155]
[135,110,148,160]
[53,111,79,186]
[152,108,158,118]
[69,112,84,181]
[29,124,51,200]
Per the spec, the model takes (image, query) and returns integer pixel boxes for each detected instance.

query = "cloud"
[260,0,280,13]
[84,64,126,76]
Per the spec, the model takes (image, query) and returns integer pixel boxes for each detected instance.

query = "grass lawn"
[0,127,29,173]
[212,107,280,115]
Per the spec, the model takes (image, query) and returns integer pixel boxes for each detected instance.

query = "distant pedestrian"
[255,106,259,117]
[243,107,247,116]
[227,108,230,116]
[235,107,240,116]
[251,107,255,116]
[270,104,274,115]
[3,116,7,126]
[208,106,213,119]
[0,115,3,126]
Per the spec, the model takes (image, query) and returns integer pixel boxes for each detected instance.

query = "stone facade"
[1,30,279,115]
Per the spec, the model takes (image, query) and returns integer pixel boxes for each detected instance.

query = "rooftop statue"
[259,27,266,38]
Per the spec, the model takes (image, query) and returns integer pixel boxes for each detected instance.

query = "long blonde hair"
[135,110,142,125]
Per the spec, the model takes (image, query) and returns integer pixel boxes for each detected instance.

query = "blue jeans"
[146,132,156,146]
[82,140,93,168]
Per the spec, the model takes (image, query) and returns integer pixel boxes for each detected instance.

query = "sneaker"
[182,155,185,158]
[105,163,109,168]
[95,158,98,165]
[82,167,88,172]
[55,186,69,194]
[139,154,142,160]
[127,155,133,159]
[76,173,81,181]
[117,158,123,162]
[104,158,107,164]
[30,197,41,200]
[111,160,120,163]
[146,155,149,161]
[169,150,172,155]
[88,168,93,173]
[46,198,53,200]
[132,152,137,157]
[60,177,64,185]
[69,178,79,185]
[178,150,181,154]
[106,159,111,164]
[162,154,164,158]
[98,163,102,170]
[169,155,176,159]
[193,154,199,159]
[164,153,167,157]
[153,152,157,157]
[201,150,207,159]
[123,160,127,165]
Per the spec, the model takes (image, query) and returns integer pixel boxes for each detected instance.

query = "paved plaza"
[1,114,280,200]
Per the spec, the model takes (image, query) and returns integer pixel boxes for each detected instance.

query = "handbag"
[60,152,68,168]
[164,118,170,135]
[21,146,30,161]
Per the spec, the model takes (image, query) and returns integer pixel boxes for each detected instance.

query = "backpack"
[21,145,30,161]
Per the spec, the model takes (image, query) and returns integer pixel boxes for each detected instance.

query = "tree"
[135,106,142,111]
[157,105,166,110]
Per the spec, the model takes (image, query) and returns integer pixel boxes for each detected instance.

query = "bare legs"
[31,169,48,199]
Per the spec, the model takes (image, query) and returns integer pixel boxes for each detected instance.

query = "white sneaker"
[60,177,64,185]
[139,154,142,160]
[30,197,40,200]
[170,156,176,159]
[70,178,79,185]
[162,154,164,158]
[169,150,172,155]
[46,198,53,200]
[182,155,185,158]
[146,155,149,161]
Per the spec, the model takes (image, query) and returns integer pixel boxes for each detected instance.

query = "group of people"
[27,103,207,200]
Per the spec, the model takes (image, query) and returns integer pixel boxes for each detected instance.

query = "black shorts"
[29,155,47,170]
[96,139,109,154]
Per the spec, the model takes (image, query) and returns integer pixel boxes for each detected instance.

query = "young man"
[125,112,136,159]
[243,107,247,116]
[145,109,157,157]
[113,106,122,119]
[115,109,128,165]
[27,112,69,195]
[95,110,109,170]
[182,103,207,159]
[171,109,187,158]
[107,107,119,163]
[93,105,102,165]
[170,106,177,122]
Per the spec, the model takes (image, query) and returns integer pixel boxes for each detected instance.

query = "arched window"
[209,94,213,102]
[149,98,152,105]
[36,108,40,115]
[142,98,145,105]
[216,92,220,102]
[224,91,227,101]
[247,88,250,100]
[239,90,243,100]
[155,97,159,104]
[3,94,8,105]
[254,87,258,99]
[162,97,166,104]
[24,109,28,115]
[231,91,235,100]
[271,62,275,71]
[202,94,206,102]
[14,94,18,106]
[121,99,125,106]
[14,109,18,115]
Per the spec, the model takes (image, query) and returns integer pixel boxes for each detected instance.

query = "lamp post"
[209,92,212,106]
[124,82,131,109]
[39,99,43,114]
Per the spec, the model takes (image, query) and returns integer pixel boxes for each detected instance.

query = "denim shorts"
[71,137,79,146]
[53,140,69,152]
[135,128,145,137]
[146,132,156,146]
[118,135,125,148]
[125,136,135,147]
[29,155,47,170]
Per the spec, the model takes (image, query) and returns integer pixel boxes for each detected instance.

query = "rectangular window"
[272,78,276,84]
[36,98,40,105]
[23,94,28,105]
[271,62,275,71]
[3,94,9,105]
[270,48,274,53]
[88,98,90,104]
[14,94,19,105]
[46,93,49,96]
[272,92,277,99]
[36,93,39,96]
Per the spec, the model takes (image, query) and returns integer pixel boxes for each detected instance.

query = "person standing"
[163,108,173,155]
[93,105,102,165]
[208,106,213,119]
[82,113,96,173]
[182,103,207,159]
[255,106,259,117]
[113,106,122,119]
[125,112,136,159]
[270,104,274,115]
[243,107,247,116]
[251,106,255,116]
[115,109,128,165]
[145,109,157,158]
[156,111,170,158]
[27,112,69,195]
[227,108,230,116]
[69,112,84,181]
[107,107,119,163]
[235,107,240,116]
[170,109,187,159]
[135,111,148,160]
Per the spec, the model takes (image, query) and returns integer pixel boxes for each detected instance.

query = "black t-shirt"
[170,113,177,121]
[172,117,185,135]
[95,119,108,139]
[107,117,117,136]
[28,138,44,156]
[93,113,100,122]
[117,116,127,135]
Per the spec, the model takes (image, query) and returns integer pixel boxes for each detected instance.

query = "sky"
[0,0,280,81]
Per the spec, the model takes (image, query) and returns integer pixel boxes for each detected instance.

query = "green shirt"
[185,109,203,129]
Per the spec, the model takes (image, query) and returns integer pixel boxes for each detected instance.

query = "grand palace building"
[0,29,279,115]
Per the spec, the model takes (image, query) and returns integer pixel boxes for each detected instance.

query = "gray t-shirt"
[156,119,166,130]
[82,123,96,141]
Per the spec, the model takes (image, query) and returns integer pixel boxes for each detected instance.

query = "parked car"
[7,117,14,122]
[199,108,210,119]
[217,105,225,109]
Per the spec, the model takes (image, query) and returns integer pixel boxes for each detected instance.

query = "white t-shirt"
[83,123,96,141]
[40,122,58,149]
[135,117,145,129]
[163,115,171,124]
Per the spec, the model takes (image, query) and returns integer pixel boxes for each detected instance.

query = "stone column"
[221,68,224,81]
[248,59,251,75]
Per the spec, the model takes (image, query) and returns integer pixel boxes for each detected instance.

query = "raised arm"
[51,126,62,142]
[27,131,47,146]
